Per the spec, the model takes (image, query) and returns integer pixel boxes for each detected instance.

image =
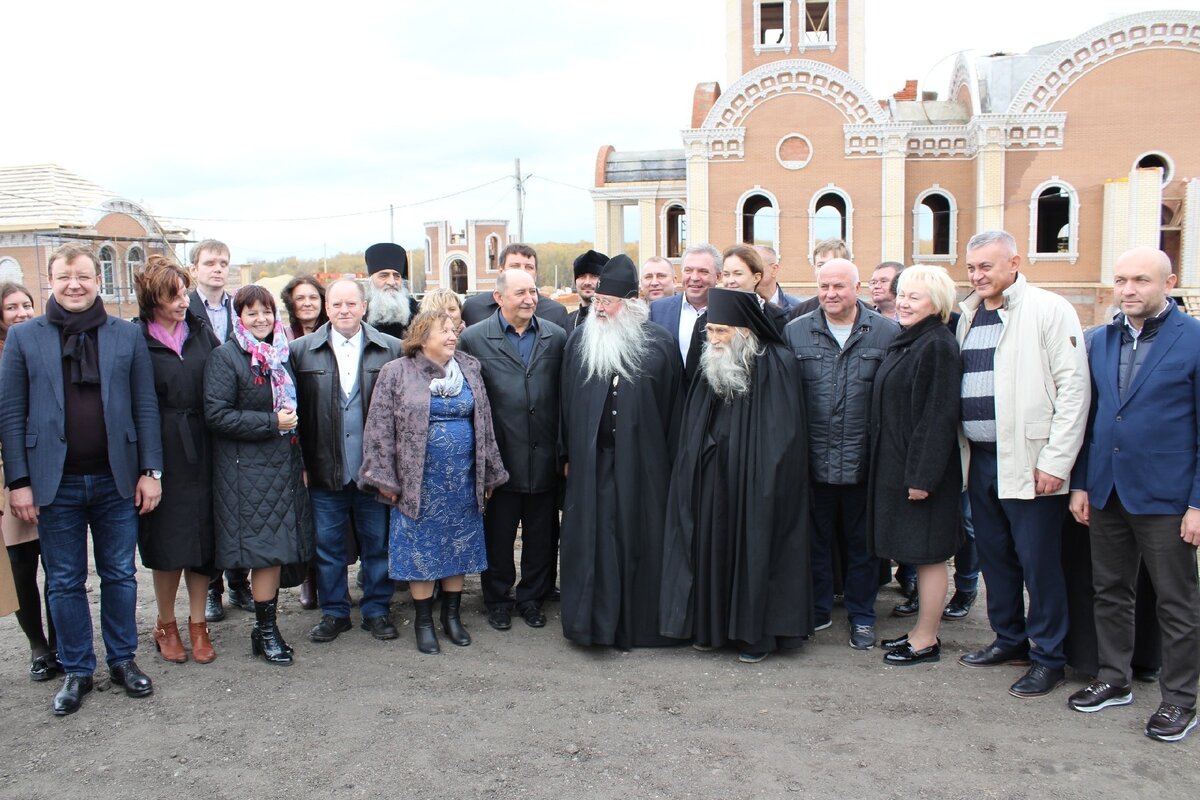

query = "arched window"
[125,245,144,299]
[912,188,957,260]
[1029,179,1078,259]
[664,203,687,258]
[0,256,22,284]
[424,237,434,276]
[449,258,468,294]
[1136,151,1173,184]
[809,187,853,258]
[486,234,500,272]
[738,190,778,250]
[98,245,117,295]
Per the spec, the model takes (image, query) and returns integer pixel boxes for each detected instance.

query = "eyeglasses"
[592,296,620,308]
[868,278,892,286]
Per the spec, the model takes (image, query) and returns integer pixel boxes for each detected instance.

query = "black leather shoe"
[892,595,919,617]
[1133,665,1162,683]
[958,643,1031,668]
[361,616,399,641]
[1009,663,1066,698]
[1068,680,1133,713]
[52,674,94,716]
[309,615,353,643]
[30,652,60,682]
[487,608,512,631]
[883,639,940,665]
[898,575,917,598]
[942,589,977,621]
[110,660,154,698]
[519,605,546,628]
[881,633,910,650]
[205,589,225,623]
[1145,703,1198,742]
[227,585,256,613]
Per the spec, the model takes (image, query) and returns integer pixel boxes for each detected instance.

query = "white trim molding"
[1028,177,1080,264]
[776,133,814,170]
[702,58,886,129]
[808,184,853,262]
[911,185,959,264]
[735,186,781,254]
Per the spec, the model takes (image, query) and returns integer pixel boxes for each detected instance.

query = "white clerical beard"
[700,328,760,401]
[366,282,413,328]
[578,298,651,382]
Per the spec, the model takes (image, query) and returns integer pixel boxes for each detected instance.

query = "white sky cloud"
[6,0,1196,262]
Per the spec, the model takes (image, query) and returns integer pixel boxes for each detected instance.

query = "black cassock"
[559,322,683,648]
[659,339,813,650]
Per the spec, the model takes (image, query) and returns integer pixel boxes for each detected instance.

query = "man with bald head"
[785,258,898,649]
[1067,246,1200,742]
[457,268,566,632]
[639,256,676,302]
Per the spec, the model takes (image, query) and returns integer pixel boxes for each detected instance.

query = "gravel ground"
[0,561,1196,800]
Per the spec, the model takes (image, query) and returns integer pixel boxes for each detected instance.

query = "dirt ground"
[0,560,1196,800]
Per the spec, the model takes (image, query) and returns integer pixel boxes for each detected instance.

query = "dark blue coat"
[1071,303,1200,515]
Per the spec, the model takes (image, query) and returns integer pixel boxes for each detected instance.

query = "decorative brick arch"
[947,52,981,115]
[1008,11,1200,115]
[701,59,885,129]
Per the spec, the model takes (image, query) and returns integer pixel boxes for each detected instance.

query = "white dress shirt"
[679,300,705,364]
[331,327,363,396]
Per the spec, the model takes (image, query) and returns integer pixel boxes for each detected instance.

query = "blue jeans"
[309,484,393,619]
[896,491,979,593]
[36,473,139,674]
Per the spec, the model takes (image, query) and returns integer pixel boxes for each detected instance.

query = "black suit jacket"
[188,290,233,341]
[462,292,569,330]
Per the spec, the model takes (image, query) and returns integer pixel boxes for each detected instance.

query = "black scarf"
[47,296,107,384]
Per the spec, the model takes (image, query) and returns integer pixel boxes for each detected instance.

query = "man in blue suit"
[0,243,163,716]
[1067,246,1200,743]
[649,243,721,385]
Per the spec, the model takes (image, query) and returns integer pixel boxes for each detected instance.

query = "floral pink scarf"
[232,316,297,432]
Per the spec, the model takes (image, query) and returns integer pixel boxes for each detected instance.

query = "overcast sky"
[7,1,1195,262]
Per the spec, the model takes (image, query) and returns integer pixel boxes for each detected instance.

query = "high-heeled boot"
[439,591,471,646]
[413,597,440,655]
[187,618,216,664]
[153,618,187,663]
[251,599,293,666]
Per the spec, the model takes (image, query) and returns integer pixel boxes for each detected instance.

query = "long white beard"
[700,329,760,401]
[366,282,413,328]
[578,299,651,382]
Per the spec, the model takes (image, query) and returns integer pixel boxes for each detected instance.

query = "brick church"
[591,1,1200,323]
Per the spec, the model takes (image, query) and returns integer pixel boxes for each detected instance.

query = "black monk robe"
[659,337,813,650]
[559,322,683,648]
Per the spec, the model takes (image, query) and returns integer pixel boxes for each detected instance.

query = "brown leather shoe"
[154,618,187,663]
[188,618,217,664]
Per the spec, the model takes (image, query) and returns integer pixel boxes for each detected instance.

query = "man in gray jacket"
[458,269,566,631]
[785,258,899,650]
[290,279,403,643]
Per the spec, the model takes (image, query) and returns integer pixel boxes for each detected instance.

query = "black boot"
[251,600,293,666]
[440,591,471,647]
[413,597,440,655]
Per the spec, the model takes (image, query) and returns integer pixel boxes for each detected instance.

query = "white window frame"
[660,201,688,259]
[1027,177,1079,264]
[911,186,958,264]
[735,186,781,255]
[808,185,853,263]
[97,243,118,297]
[753,0,791,55]
[799,0,836,52]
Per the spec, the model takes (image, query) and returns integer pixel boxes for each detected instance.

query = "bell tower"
[725,0,865,86]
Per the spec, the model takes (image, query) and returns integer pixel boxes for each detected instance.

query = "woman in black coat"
[204,285,314,666]
[866,265,963,665]
[135,257,221,664]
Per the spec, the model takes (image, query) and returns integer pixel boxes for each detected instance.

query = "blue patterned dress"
[389,381,488,580]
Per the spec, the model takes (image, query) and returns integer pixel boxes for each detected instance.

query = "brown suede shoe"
[154,618,187,663]
[188,618,217,664]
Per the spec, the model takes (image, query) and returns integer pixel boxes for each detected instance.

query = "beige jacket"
[957,273,1090,500]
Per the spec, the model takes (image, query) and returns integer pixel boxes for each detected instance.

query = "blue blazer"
[649,294,685,343]
[0,314,163,505]
[1071,305,1200,515]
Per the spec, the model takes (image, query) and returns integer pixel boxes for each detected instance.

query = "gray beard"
[366,283,413,328]
[578,300,650,383]
[700,329,760,401]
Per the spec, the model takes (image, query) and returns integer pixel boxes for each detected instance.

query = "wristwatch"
[142,470,162,480]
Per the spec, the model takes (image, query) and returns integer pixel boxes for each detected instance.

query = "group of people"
[0,229,1196,746]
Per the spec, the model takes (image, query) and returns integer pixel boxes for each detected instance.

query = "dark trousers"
[811,482,878,625]
[482,489,557,611]
[1090,493,1200,709]
[208,568,249,595]
[968,445,1069,669]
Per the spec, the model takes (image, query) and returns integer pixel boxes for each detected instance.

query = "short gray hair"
[966,230,1017,257]
[495,268,533,295]
[682,243,722,272]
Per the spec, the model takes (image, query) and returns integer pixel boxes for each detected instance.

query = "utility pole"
[514,158,525,242]
[390,204,395,243]
[323,243,328,273]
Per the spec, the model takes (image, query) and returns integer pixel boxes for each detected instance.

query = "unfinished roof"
[0,163,115,230]
[604,149,686,183]
[891,100,972,124]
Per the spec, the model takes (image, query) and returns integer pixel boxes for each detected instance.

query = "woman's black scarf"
[46,296,107,384]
